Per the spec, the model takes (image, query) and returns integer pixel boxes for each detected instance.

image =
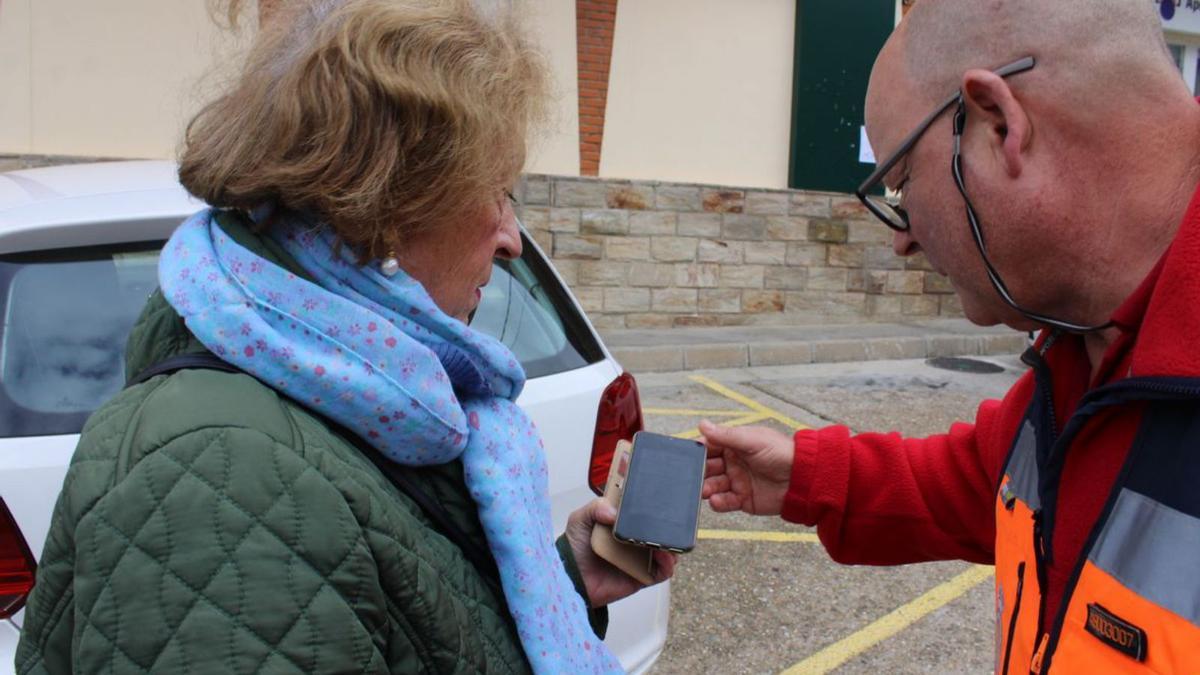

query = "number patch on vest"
[1085,603,1147,662]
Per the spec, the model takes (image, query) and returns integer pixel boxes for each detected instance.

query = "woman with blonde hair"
[15,1,672,672]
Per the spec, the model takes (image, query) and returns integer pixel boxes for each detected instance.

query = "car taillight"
[0,498,35,619]
[589,372,644,495]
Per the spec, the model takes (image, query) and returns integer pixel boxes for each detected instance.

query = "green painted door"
[788,1,895,192]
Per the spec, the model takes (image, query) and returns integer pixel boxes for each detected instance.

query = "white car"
[0,161,667,673]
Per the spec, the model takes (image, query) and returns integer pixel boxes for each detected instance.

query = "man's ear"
[961,69,1031,179]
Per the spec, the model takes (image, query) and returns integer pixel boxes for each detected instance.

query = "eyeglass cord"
[951,98,1114,334]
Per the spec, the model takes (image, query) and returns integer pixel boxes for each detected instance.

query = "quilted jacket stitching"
[154,430,370,627]
[141,432,190,675]
[218,430,244,674]
[412,475,518,673]
[286,415,525,671]
[151,420,500,673]
[352,499,524,672]
[77,393,142,435]
[322,456,511,624]
[150,428,373,611]
[79,502,146,674]
[80,430,363,673]
[262,433,306,674]
[375,556,519,675]
[352,492,516,673]
[35,434,180,673]
[384,595,437,672]
[113,377,176,483]
[72,612,150,675]
[76,434,203,673]
[284,416,527,669]
[284,415,382,675]
[15,587,75,675]
[61,422,358,674]
[139,440,307,674]
[21,474,115,667]
[241,434,359,675]
[84,506,318,674]
[77,476,241,672]
[360,517,517,616]
[242,560,356,675]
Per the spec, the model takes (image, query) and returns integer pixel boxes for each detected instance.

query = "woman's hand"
[563,499,677,607]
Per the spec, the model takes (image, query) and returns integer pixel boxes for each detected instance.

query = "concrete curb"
[605,326,1027,373]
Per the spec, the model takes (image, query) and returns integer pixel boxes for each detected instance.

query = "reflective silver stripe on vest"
[1004,420,1040,511]
[1089,488,1200,627]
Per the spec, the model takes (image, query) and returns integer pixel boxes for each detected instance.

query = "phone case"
[590,440,657,585]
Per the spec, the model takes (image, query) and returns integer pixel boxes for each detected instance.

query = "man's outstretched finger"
[708,491,743,513]
[705,457,725,478]
[700,420,760,453]
[702,474,730,498]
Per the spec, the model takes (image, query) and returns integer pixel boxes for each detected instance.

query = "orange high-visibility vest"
[994,361,1200,674]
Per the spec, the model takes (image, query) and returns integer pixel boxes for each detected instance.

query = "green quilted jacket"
[15,213,604,674]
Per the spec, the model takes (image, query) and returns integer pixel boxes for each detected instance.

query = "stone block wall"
[516,174,962,330]
[3,155,963,331]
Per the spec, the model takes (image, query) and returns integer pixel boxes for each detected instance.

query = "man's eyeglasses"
[855,56,1037,232]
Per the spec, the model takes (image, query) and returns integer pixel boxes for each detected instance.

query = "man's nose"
[892,228,922,257]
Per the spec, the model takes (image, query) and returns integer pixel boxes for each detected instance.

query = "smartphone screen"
[613,431,706,552]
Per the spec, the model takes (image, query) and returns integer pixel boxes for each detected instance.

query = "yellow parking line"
[674,413,770,439]
[689,375,809,430]
[698,529,820,543]
[676,374,983,672]
[643,408,748,417]
[780,565,994,674]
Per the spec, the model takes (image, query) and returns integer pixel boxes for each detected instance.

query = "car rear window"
[0,233,602,438]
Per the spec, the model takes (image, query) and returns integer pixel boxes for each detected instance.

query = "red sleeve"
[780,373,1034,566]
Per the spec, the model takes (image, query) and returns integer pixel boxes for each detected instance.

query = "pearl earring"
[380,251,400,277]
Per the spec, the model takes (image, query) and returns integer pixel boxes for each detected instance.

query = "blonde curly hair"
[181,0,550,260]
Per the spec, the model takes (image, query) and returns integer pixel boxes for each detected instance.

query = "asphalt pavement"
[634,353,1026,675]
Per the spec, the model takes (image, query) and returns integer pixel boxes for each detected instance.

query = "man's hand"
[700,420,794,516]
[564,499,677,607]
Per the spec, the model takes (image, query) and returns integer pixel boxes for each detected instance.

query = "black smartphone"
[612,431,706,553]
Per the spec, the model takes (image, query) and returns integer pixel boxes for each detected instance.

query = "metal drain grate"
[926,356,1006,374]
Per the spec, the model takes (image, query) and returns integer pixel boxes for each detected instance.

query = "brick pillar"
[576,0,618,176]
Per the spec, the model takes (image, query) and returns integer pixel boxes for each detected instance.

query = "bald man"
[701,1,1200,671]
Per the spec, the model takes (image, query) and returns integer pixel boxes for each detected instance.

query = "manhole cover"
[926,356,1006,374]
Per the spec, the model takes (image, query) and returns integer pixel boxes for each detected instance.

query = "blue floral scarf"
[159,209,621,674]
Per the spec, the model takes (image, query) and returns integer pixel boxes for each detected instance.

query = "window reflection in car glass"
[2,253,158,415]
[471,259,585,378]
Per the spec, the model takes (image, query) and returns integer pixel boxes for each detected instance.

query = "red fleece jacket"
[781,179,1200,627]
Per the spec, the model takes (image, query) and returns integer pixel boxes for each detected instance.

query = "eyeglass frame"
[855,56,1037,232]
[855,55,1111,333]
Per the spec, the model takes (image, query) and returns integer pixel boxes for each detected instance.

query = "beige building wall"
[523,0,582,177]
[0,0,238,159]
[0,0,580,174]
[599,0,796,189]
[0,0,33,154]
[0,0,34,154]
